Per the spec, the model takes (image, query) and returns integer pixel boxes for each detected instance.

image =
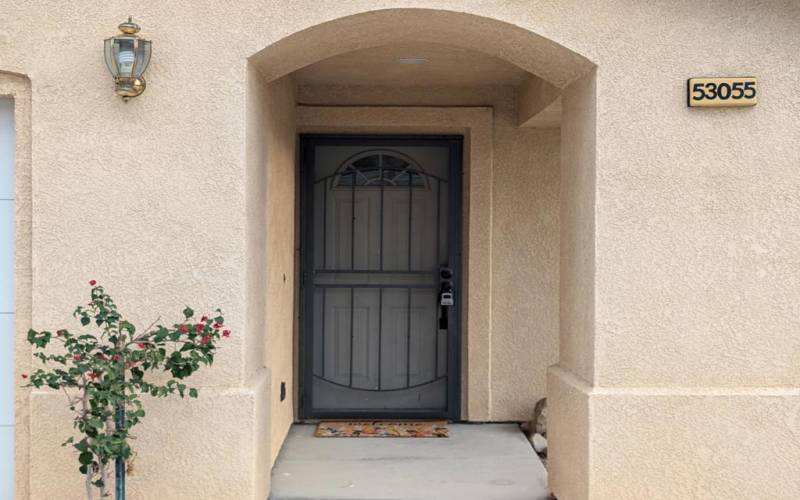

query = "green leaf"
[188,388,198,398]
[81,316,91,326]
[182,306,194,319]
[74,439,89,452]
[78,452,93,465]
[120,321,136,336]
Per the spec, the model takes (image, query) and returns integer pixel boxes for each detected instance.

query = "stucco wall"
[29,374,270,500]
[245,69,295,479]
[547,70,597,499]
[244,66,271,498]
[490,95,560,421]
[558,71,597,385]
[2,2,799,499]
[591,5,800,391]
[261,76,297,463]
[590,389,800,499]
[547,368,589,500]
[584,3,800,496]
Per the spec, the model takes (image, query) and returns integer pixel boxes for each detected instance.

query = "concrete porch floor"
[269,423,550,500]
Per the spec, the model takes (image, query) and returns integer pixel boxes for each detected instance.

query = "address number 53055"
[687,77,757,108]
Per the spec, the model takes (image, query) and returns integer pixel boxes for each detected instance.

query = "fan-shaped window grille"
[332,150,430,189]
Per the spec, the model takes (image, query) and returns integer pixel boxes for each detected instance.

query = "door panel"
[301,136,462,419]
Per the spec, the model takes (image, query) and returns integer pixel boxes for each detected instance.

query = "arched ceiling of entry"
[292,43,531,88]
[250,9,594,89]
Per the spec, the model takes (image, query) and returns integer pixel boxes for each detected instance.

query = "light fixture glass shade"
[104,18,151,98]
[133,39,151,78]
[104,36,145,78]
[103,38,117,75]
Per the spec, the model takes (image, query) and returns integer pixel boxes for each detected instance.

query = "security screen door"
[300,136,462,420]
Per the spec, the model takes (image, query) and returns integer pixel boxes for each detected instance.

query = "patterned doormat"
[315,420,449,438]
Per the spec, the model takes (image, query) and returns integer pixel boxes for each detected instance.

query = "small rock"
[531,433,547,454]
[534,398,547,436]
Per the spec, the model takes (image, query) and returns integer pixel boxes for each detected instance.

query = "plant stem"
[99,461,108,498]
[85,468,95,500]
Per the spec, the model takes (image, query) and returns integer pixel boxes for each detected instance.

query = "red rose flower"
[179,324,189,334]
[200,335,211,345]
[89,280,97,286]
[111,354,121,362]
[21,374,28,379]
[195,323,204,333]
[201,315,209,322]
[136,342,146,349]
[73,355,81,362]
[222,330,231,338]
[212,322,222,330]
[56,329,66,337]
[87,372,99,381]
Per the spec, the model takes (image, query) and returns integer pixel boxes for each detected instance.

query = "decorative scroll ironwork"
[330,149,432,189]
[312,148,446,392]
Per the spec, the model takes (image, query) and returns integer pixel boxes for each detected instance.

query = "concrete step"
[270,423,550,500]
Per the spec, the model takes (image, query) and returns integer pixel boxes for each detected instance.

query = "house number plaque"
[687,77,757,108]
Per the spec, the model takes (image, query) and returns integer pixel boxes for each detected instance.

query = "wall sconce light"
[104,17,151,99]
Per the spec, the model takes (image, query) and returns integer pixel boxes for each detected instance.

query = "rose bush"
[23,281,230,499]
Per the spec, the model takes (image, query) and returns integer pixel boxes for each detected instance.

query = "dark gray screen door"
[300,136,462,420]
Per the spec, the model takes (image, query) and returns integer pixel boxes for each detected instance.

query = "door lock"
[439,267,454,306]
[440,287,454,306]
[439,267,454,329]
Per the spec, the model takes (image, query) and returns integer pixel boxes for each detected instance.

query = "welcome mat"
[315,420,449,438]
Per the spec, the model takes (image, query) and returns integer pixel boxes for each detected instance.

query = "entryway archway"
[246,8,597,499]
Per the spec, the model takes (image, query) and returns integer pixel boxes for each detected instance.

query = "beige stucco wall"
[3,2,799,499]
[547,2,800,498]
[490,95,560,421]
[558,70,597,386]
[244,69,295,488]
[261,76,297,463]
[547,368,589,500]
[29,374,270,499]
[593,25,800,391]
